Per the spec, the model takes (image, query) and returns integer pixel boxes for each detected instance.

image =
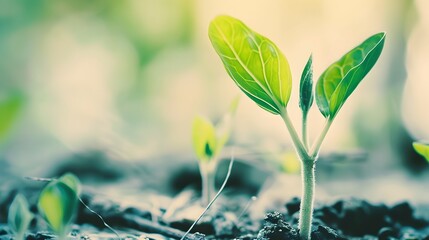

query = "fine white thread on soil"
[180,152,235,240]
[78,197,122,240]
[237,196,257,221]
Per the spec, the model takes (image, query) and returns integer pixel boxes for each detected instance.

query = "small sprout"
[193,116,217,162]
[413,142,429,162]
[209,15,385,240]
[192,98,238,205]
[0,94,24,143]
[8,194,33,240]
[38,173,81,239]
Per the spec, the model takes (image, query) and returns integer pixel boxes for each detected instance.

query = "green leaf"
[216,97,240,152]
[8,194,33,238]
[209,15,292,115]
[228,95,240,115]
[316,32,386,118]
[413,142,429,162]
[58,173,81,196]
[38,173,80,237]
[0,94,24,143]
[299,54,314,113]
[192,116,216,161]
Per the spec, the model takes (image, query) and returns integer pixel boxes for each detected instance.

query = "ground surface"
[1,153,429,239]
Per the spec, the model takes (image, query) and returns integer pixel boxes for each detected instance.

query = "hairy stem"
[280,109,334,240]
[302,111,309,151]
[299,159,316,240]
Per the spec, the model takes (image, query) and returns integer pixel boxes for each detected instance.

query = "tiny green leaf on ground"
[316,32,386,118]
[413,142,429,162]
[38,173,80,237]
[209,15,292,114]
[299,54,314,113]
[8,194,33,239]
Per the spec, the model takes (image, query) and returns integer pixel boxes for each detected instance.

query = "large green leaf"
[413,142,429,163]
[299,54,313,113]
[316,32,386,118]
[8,194,33,238]
[38,173,80,237]
[209,15,292,115]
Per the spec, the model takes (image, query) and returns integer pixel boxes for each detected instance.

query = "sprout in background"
[0,94,24,144]
[38,173,81,239]
[192,98,238,206]
[413,142,429,162]
[8,194,34,240]
[209,15,385,240]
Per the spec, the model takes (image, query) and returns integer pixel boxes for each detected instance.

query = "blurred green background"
[1,0,429,201]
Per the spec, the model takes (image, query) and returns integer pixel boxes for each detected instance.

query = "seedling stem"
[199,160,217,206]
[281,109,333,239]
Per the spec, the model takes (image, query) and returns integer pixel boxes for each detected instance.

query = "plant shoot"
[38,173,81,239]
[192,98,238,206]
[8,194,33,240]
[208,15,385,240]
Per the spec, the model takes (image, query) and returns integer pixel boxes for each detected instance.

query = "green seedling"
[8,194,34,240]
[209,15,385,240]
[413,142,429,162]
[192,98,238,206]
[0,94,24,144]
[38,173,81,239]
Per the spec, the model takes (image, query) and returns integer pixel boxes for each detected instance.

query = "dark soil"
[1,154,429,239]
[1,188,429,240]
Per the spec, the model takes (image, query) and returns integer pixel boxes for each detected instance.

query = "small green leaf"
[0,94,24,143]
[316,32,386,118]
[209,15,292,114]
[192,116,216,161]
[228,96,240,115]
[58,173,81,196]
[413,142,429,162]
[299,54,314,113]
[38,173,80,237]
[8,194,33,239]
[216,98,240,153]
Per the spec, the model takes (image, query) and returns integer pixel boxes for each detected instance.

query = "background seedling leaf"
[228,96,240,115]
[413,142,429,162]
[38,173,80,236]
[0,94,24,143]
[299,54,314,113]
[316,32,386,118]
[192,116,216,161]
[8,194,33,237]
[216,97,240,154]
[58,173,81,196]
[209,15,292,114]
